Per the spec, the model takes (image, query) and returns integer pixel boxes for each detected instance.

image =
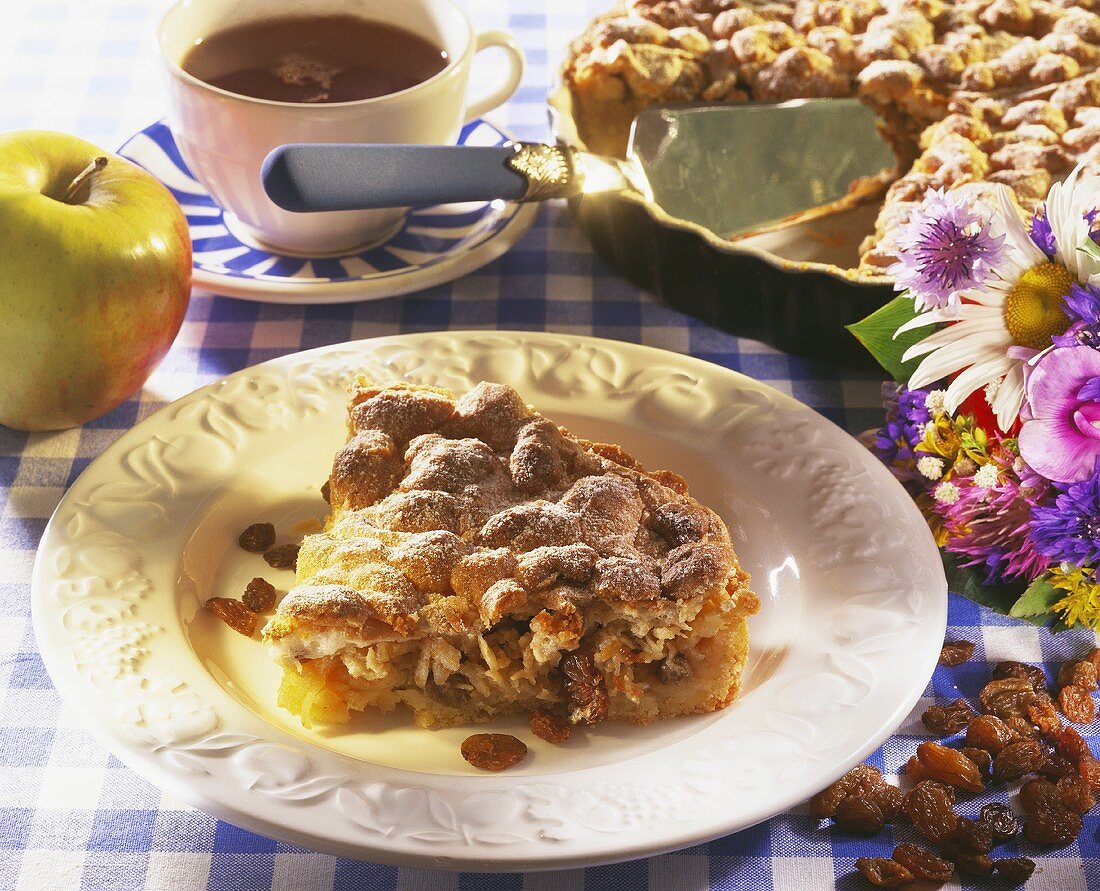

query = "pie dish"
[263,380,757,731]
[31,332,947,869]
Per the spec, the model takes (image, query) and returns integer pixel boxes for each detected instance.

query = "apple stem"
[64,156,108,204]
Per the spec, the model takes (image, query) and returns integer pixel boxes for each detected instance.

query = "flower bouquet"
[850,166,1100,631]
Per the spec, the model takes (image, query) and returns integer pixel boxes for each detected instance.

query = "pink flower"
[1018,347,1100,483]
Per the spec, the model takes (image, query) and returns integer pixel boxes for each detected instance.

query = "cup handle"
[464,30,525,123]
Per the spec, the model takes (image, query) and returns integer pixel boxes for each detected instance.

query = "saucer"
[116,119,539,304]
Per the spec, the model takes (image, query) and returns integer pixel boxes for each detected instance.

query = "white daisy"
[896,167,1100,431]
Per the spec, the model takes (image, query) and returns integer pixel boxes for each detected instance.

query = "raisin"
[939,640,975,666]
[238,522,276,552]
[979,802,1019,840]
[904,755,933,784]
[1041,752,1078,780]
[1085,647,1100,676]
[1056,774,1095,813]
[1059,684,1096,724]
[952,816,993,854]
[1019,777,1059,813]
[854,857,914,887]
[922,699,975,736]
[320,479,331,503]
[1004,716,1040,739]
[242,577,276,612]
[1056,725,1091,762]
[460,733,528,771]
[834,795,885,836]
[1058,659,1099,691]
[891,844,952,882]
[529,709,571,744]
[960,747,992,777]
[994,857,1036,884]
[1023,805,1082,846]
[965,714,1015,754]
[263,543,299,570]
[916,741,985,792]
[206,597,259,636]
[1080,754,1100,791]
[560,651,609,726]
[980,677,1039,721]
[940,843,993,877]
[809,765,884,819]
[992,660,1047,690]
[1027,700,1063,737]
[866,783,905,822]
[993,738,1045,783]
[903,781,958,845]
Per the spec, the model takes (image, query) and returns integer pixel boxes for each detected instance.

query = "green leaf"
[941,551,1032,621]
[1077,238,1100,266]
[1009,575,1061,621]
[847,295,938,384]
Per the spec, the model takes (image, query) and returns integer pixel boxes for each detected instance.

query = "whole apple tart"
[261,380,757,729]
[562,0,1100,274]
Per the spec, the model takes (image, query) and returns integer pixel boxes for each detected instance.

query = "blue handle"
[262,143,528,212]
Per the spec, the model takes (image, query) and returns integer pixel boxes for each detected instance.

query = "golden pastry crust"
[561,0,1100,272]
[263,380,757,729]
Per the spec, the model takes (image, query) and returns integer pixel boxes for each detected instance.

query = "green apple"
[0,130,191,431]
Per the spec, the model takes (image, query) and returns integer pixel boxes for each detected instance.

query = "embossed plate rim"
[31,331,947,870]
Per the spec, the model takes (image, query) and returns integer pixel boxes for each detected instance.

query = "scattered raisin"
[959,747,992,777]
[854,857,914,887]
[916,741,984,792]
[1041,752,1078,780]
[1080,754,1100,791]
[952,816,993,854]
[940,843,993,877]
[263,543,300,570]
[891,844,953,882]
[980,677,1040,721]
[1027,700,1063,737]
[560,651,609,726]
[238,522,276,553]
[965,714,1015,754]
[460,733,528,771]
[992,738,1045,783]
[1019,778,1060,814]
[206,597,259,636]
[994,857,1036,884]
[834,795,886,836]
[1023,805,1082,846]
[922,699,975,736]
[1004,716,1041,739]
[242,577,276,612]
[992,660,1047,690]
[979,802,1019,840]
[529,709,571,744]
[1058,659,1099,691]
[1056,773,1096,814]
[904,755,933,784]
[1059,684,1096,724]
[1085,647,1100,676]
[866,783,905,822]
[809,765,883,819]
[1056,725,1091,762]
[903,781,958,845]
[939,641,975,666]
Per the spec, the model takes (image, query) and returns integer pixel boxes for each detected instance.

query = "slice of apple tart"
[262,379,757,729]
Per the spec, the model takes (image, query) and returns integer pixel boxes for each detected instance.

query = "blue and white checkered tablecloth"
[4,1,1100,888]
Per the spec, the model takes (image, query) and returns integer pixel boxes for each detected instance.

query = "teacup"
[157,0,524,255]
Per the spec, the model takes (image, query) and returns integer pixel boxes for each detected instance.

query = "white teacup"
[157,0,524,255]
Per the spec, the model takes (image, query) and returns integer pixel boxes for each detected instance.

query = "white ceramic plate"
[32,332,947,870]
[117,120,539,303]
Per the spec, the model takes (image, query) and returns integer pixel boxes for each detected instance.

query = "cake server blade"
[261,98,896,239]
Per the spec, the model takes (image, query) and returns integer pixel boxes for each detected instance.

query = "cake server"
[261,98,898,240]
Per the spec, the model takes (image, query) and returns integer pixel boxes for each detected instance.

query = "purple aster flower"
[1064,282,1100,325]
[887,189,1007,312]
[1018,347,1100,483]
[1054,322,1100,349]
[1029,464,1100,566]
[1031,210,1057,256]
[872,383,932,483]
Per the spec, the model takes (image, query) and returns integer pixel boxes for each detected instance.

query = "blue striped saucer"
[116,119,538,304]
